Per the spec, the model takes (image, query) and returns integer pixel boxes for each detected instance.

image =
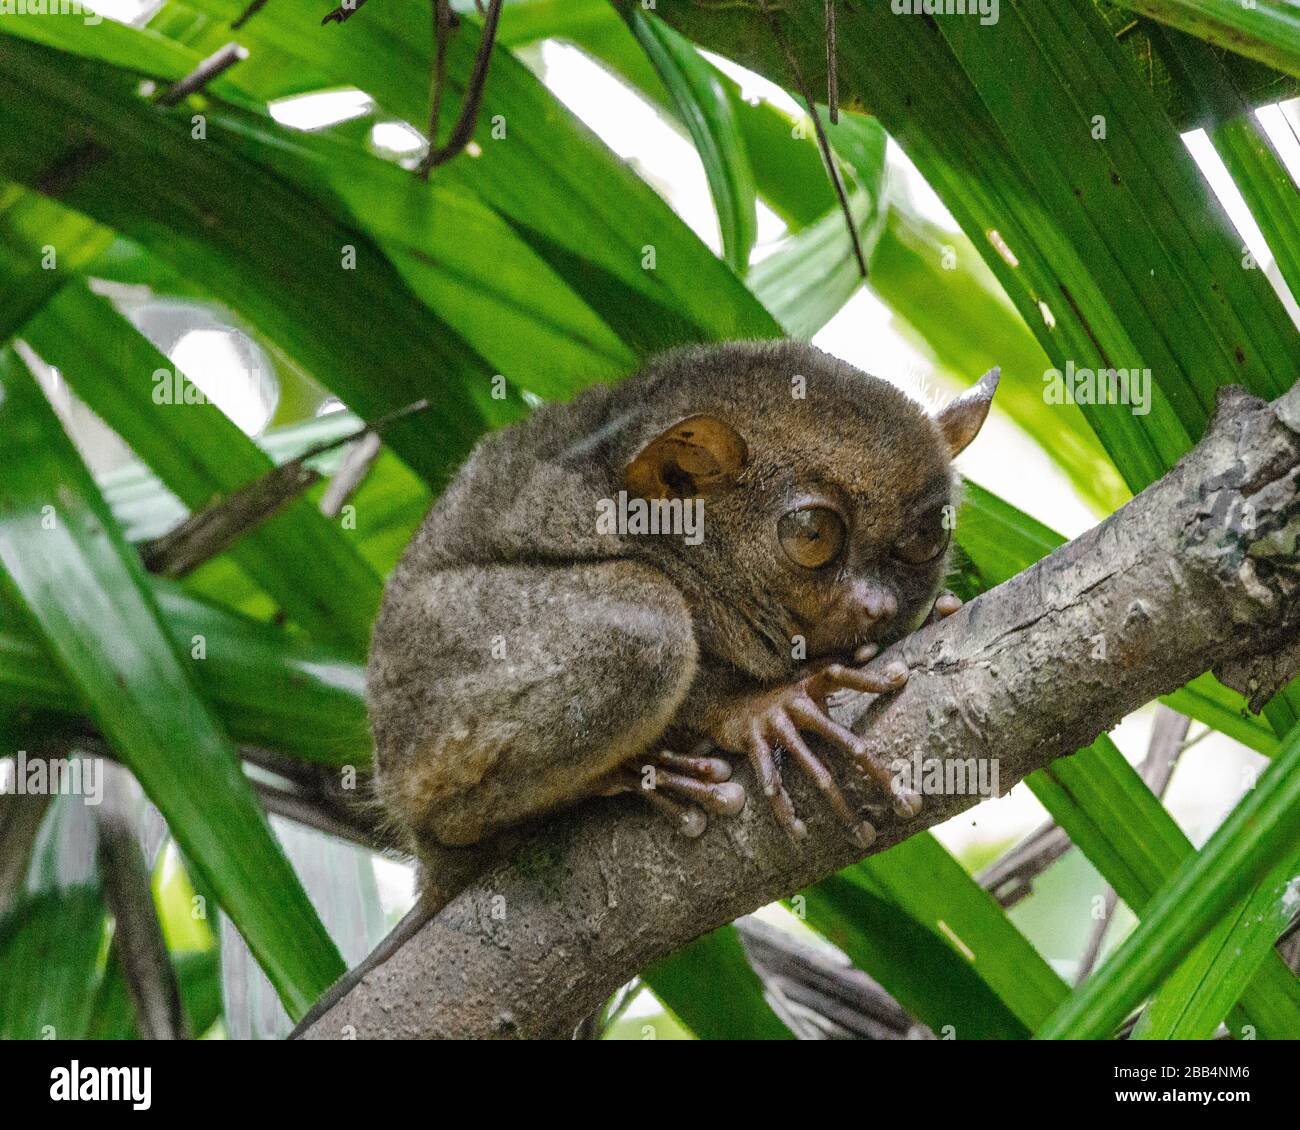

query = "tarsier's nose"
[854,582,897,626]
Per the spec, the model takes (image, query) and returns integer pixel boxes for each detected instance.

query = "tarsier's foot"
[601,746,747,839]
[712,658,920,848]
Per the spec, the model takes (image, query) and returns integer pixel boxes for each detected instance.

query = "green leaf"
[0,185,111,343]
[0,885,105,1040]
[1122,0,1300,79]
[0,32,517,489]
[747,111,889,337]
[643,925,795,1040]
[1155,24,1300,305]
[1134,846,1300,1039]
[1162,673,1279,757]
[0,350,344,1019]
[22,279,383,655]
[0,576,370,769]
[628,11,758,274]
[202,104,638,398]
[1037,720,1300,1038]
[502,0,839,229]
[800,873,1030,1039]
[934,0,1299,453]
[656,0,1299,496]
[159,0,781,347]
[86,948,224,1040]
[857,833,1070,1029]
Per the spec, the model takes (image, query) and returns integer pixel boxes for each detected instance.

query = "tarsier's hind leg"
[367,558,700,851]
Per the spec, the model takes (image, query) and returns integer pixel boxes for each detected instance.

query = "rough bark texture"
[303,383,1300,1039]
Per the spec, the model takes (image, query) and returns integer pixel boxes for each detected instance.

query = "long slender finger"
[784,698,914,814]
[654,750,733,783]
[812,660,909,697]
[845,742,922,818]
[765,713,874,849]
[652,767,746,815]
[746,723,806,841]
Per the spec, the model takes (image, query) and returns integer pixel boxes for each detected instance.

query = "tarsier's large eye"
[778,506,846,569]
[892,508,950,564]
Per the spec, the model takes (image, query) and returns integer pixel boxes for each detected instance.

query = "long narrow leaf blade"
[1037,721,1300,1038]
[0,350,344,1019]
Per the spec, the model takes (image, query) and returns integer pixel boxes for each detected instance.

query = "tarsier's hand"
[602,591,964,844]
[710,588,965,847]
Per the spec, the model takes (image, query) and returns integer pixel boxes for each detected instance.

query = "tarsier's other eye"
[892,509,950,565]
[778,506,846,569]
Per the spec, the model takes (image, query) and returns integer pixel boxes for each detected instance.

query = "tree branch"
[303,381,1300,1039]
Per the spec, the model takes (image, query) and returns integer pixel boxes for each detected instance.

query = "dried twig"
[319,430,383,519]
[416,0,505,178]
[738,917,929,1040]
[232,0,271,29]
[322,0,370,25]
[96,763,189,1040]
[0,791,52,917]
[978,820,1073,908]
[39,42,248,199]
[156,43,250,108]
[756,0,866,278]
[139,399,428,578]
[825,0,838,124]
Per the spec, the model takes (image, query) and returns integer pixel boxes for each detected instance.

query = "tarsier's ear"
[935,367,1000,457]
[623,414,748,500]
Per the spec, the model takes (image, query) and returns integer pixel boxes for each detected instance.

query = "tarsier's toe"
[818,659,909,696]
[635,781,709,838]
[656,749,733,783]
[711,781,747,815]
[891,787,923,819]
[678,806,708,838]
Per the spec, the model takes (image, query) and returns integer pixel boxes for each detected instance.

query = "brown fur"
[368,341,992,883]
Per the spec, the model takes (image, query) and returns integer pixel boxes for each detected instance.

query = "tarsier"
[368,340,999,893]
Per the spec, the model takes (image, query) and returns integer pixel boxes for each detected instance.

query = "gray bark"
[303,382,1300,1039]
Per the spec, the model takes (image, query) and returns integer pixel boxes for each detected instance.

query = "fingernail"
[854,821,877,849]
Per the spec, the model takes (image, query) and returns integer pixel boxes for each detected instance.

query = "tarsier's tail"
[287,839,499,1039]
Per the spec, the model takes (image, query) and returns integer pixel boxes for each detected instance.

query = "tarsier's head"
[617,342,998,668]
